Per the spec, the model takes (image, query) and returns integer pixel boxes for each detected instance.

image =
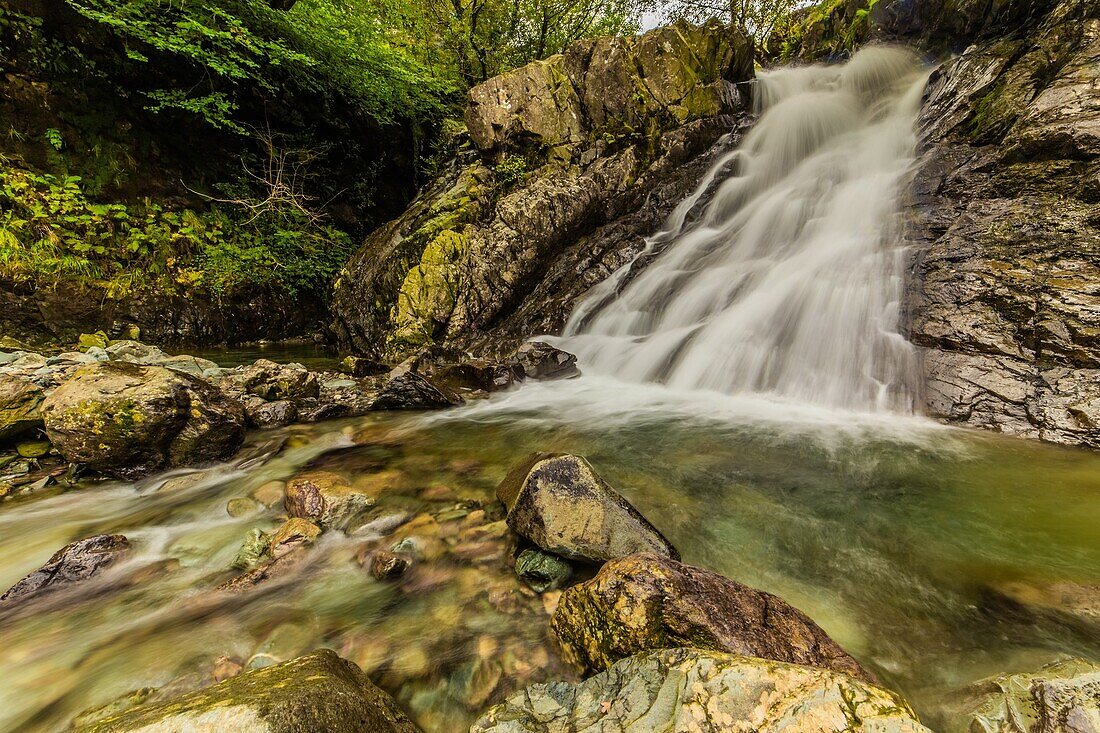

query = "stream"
[3,378,1100,731]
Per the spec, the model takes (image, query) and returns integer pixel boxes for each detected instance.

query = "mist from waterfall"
[552,46,929,413]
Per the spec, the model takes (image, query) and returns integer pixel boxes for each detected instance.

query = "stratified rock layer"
[471,648,931,733]
[905,0,1100,446]
[551,552,872,681]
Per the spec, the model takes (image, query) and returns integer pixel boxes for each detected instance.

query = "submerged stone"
[496,452,678,563]
[471,648,930,733]
[74,649,422,732]
[551,552,873,681]
[284,471,375,529]
[1,534,131,606]
[515,548,572,593]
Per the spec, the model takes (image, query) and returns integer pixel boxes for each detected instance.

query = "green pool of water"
[1,378,1098,731]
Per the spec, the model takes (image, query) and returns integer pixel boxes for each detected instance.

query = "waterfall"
[551,46,929,413]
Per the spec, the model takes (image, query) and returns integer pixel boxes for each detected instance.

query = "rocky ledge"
[331,20,755,361]
[0,337,579,493]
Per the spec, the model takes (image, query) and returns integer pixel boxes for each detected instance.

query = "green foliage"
[61,0,452,132]
[44,128,63,151]
[494,155,528,189]
[0,165,349,300]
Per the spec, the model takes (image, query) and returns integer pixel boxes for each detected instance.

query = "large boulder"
[551,552,872,681]
[74,649,422,732]
[40,362,246,478]
[471,648,930,733]
[0,377,44,442]
[371,365,462,410]
[1,534,130,607]
[497,453,679,563]
[236,358,320,400]
[953,658,1100,733]
[506,342,579,380]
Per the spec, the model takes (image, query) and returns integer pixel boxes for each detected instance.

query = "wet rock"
[1,534,130,606]
[471,648,929,733]
[232,528,272,571]
[366,550,411,580]
[0,377,44,442]
[497,452,679,563]
[40,362,246,479]
[16,439,50,458]
[452,657,503,710]
[984,579,1100,635]
[339,355,388,378]
[226,497,263,518]
[551,552,873,681]
[251,480,286,507]
[372,365,463,410]
[515,548,573,593]
[238,358,320,400]
[73,649,423,733]
[284,471,375,529]
[212,655,244,682]
[506,342,580,381]
[246,398,298,428]
[72,687,157,729]
[955,658,1100,733]
[216,551,305,594]
[270,518,321,557]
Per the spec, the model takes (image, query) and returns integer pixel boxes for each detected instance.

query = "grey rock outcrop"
[471,648,931,733]
[904,0,1100,446]
[331,21,755,360]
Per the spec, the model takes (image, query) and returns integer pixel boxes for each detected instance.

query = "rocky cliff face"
[903,0,1100,446]
[331,21,754,359]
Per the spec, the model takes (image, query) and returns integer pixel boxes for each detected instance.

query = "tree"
[656,0,806,46]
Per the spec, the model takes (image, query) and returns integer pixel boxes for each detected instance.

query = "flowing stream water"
[3,47,1100,733]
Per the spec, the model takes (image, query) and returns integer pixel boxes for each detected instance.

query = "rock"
[452,657,502,710]
[551,552,873,681]
[246,398,298,428]
[0,377,44,442]
[330,22,754,361]
[515,548,572,593]
[226,497,263,518]
[339,355,388,377]
[77,331,109,350]
[40,362,246,479]
[984,579,1100,635]
[507,342,580,380]
[73,649,423,733]
[366,550,411,580]
[15,439,50,458]
[471,648,930,733]
[956,658,1100,733]
[902,0,1100,447]
[284,471,375,529]
[1,534,130,606]
[213,655,244,682]
[372,365,462,410]
[238,358,320,400]
[496,452,679,563]
[251,480,285,507]
[72,688,157,729]
[269,517,321,557]
[232,528,272,571]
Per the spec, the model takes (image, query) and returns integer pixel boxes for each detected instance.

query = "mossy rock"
[75,649,422,732]
[0,378,45,442]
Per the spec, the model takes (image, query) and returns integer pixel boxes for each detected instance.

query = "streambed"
[2,377,1099,732]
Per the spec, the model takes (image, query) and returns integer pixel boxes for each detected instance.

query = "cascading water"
[552,46,929,413]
